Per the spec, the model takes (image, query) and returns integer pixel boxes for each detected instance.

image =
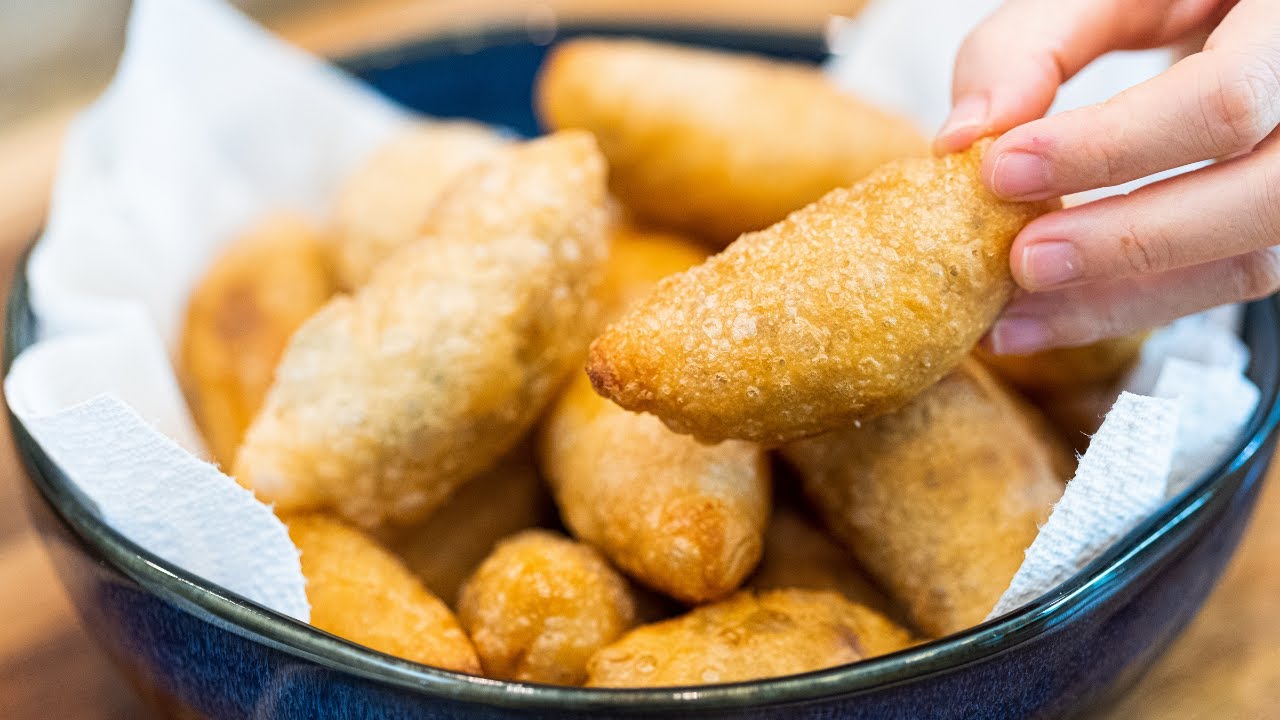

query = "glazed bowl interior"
[6,19,1280,715]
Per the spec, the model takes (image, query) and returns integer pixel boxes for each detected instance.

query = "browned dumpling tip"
[286,514,480,674]
[540,221,770,604]
[588,139,1057,444]
[975,332,1148,393]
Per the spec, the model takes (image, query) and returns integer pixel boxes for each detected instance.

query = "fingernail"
[990,151,1049,199]
[936,94,990,149]
[989,316,1053,355]
[1021,241,1083,289]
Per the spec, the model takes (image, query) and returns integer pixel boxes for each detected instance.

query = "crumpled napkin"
[4,0,408,620]
[990,392,1180,617]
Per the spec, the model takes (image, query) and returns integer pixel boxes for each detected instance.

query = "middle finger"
[1011,141,1280,290]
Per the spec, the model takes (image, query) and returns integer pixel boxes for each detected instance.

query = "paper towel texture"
[1154,358,1261,497]
[990,393,1180,618]
[6,0,407,620]
[13,393,310,621]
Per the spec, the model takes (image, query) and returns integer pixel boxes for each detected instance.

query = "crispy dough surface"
[783,360,1068,637]
[538,38,926,244]
[234,132,608,529]
[179,214,333,468]
[331,121,506,289]
[585,589,912,687]
[458,530,636,685]
[541,224,768,603]
[541,372,770,604]
[747,506,895,617]
[388,443,554,607]
[286,514,480,673]
[600,221,711,316]
[975,332,1148,392]
[587,140,1057,444]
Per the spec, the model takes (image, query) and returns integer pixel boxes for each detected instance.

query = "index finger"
[936,0,1220,153]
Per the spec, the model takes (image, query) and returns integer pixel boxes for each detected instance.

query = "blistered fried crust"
[783,360,1068,637]
[584,589,912,687]
[540,373,770,604]
[587,139,1057,444]
[537,38,926,244]
[285,514,480,673]
[180,214,333,468]
[457,530,637,685]
[331,121,506,289]
[600,221,710,317]
[388,443,554,606]
[234,132,609,529]
[975,332,1148,392]
[747,506,894,616]
[540,224,766,603]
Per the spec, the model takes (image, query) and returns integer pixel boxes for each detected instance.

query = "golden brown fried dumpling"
[458,530,636,685]
[748,506,894,616]
[600,221,711,314]
[331,121,506,289]
[179,214,333,467]
[540,223,770,604]
[975,332,1147,392]
[286,514,480,673]
[585,589,912,687]
[588,140,1057,444]
[235,131,609,529]
[783,360,1069,637]
[387,443,554,606]
[538,38,926,244]
[541,372,770,604]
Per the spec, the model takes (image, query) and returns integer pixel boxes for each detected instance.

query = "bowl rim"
[6,22,1280,713]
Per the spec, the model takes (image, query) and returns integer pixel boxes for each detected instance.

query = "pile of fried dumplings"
[179,38,1149,688]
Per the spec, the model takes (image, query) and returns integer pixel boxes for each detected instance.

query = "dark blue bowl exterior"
[9,25,1278,720]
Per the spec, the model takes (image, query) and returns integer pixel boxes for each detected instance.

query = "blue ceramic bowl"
[7,23,1280,720]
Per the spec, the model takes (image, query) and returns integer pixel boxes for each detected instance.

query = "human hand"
[937,0,1280,353]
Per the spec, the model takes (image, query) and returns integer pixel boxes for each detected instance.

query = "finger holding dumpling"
[235,131,609,529]
[587,140,1058,444]
[783,360,1070,637]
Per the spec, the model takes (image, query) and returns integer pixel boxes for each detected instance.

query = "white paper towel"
[13,393,311,621]
[990,393,1180,617]
[5,0,409,620]
[1154,358,1261,497]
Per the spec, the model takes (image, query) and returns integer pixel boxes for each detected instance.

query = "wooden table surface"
[1,2,1277,718]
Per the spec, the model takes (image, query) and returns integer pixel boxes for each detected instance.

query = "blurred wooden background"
[0,1,1277,718]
